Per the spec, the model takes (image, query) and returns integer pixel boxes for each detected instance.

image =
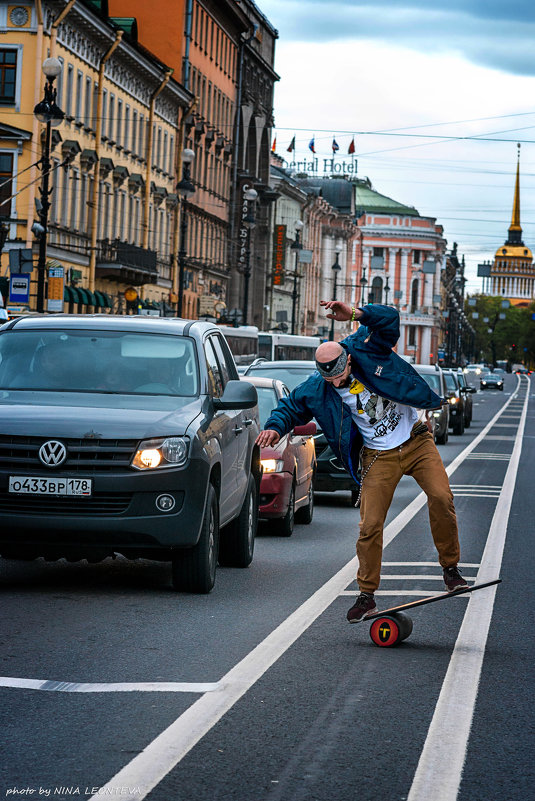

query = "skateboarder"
[256,301,468,623]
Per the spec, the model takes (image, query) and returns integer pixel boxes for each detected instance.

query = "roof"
[354,182,419,218]
[3,314,219,338]
[295,177,354,215]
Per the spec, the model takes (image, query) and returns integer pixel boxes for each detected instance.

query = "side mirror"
[467,386,476,393]
[213,379,258,410]
[293,422,317,437]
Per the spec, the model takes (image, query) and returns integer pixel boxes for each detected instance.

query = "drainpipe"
[182,0,193,90]
[171,98,197,302]
[142,69,173,255]
[88,31,123,293]
[50,0,76,57]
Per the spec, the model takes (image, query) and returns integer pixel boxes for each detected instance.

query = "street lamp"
[384,274,390,305]
[359,262,368,306]
[330,251,342,341]
[33,57,64,314]
[177,148,195,318]
[290,219,304,335]
[242,187,257,326]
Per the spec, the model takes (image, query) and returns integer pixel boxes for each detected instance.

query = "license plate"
[8,476,92,496]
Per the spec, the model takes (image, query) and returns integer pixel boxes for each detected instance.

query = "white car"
[465,363,485,375]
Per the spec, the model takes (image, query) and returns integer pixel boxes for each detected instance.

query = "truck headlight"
[132,437,189,470]
[261,458,284,474]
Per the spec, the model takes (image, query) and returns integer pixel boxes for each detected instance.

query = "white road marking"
[377,575,478,581]
[407,380,529,801]
[66,381,524,800]
[0,677,220,693]
[340,590,471,598]
[382,562,480,568]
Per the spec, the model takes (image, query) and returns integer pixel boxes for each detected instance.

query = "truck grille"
[0,491,132,516]
[0,435,138,473]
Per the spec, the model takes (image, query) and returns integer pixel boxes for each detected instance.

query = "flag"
[287,135,295,153]
[332,137,339,154]
[348,137,356,154]
[271,135,277,152]
[308,137,315,154]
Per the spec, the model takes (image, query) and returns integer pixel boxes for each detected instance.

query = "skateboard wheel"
[369,612,413,647]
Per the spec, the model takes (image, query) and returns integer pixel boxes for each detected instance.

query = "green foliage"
[464,294,534,367]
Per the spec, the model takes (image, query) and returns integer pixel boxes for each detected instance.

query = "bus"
[218,325,259,365]
[258,332,321,361]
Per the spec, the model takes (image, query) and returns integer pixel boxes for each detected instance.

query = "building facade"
[490,149,534,307]
[0,0,192,314]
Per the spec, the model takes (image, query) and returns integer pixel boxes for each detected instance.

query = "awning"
[94,290,112,308]
[77,288,97,306]
[64,285,81,304]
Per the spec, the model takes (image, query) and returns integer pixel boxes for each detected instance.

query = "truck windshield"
[0,330,199,396]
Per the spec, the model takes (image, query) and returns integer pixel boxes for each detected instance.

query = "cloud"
[263,1,535,75]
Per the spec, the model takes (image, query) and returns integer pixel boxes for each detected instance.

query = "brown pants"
[357,428,460,594]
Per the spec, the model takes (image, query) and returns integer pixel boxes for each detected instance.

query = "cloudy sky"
[260,0,535,292]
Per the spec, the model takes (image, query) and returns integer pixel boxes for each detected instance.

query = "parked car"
[480,371,504,391]
[413,364,449,444]
[0,315,261,593]
[243,359,360,503]
[456,369,475,426]
[442,369,466,435]
[241,376,316,536]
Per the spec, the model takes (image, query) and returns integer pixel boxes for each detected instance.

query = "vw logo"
[38,440,67,468]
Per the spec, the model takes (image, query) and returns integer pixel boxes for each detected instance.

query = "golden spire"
[509,143,521,232]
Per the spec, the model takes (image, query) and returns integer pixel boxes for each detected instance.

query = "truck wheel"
[453,415,465,435]
[272,483,295,537]
[171,484,219,593]
[219,474,257,567]
[295,479,314,524]
[436,426,448,445]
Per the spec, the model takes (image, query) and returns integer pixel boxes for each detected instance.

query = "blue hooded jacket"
[264,304,441,484]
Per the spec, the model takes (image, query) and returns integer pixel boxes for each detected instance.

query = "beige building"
[0,0,191,315]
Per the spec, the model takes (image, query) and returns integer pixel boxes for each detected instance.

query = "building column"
[400,248,410,307]
[387,247,398,305]
[421,325,432,365]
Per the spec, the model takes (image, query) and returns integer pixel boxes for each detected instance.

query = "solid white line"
[92,381,521,801]
[0,677,221,693]
[407,380,528,801]
[452,494,501,498]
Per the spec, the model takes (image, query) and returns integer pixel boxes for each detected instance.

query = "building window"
[108,94,115,140]
[124,104,131,150]
[132,109,137,155]
[0,49,17,105]
[411,278,419,312]
[413,250,421,264]
[371,276,383,304]
[70,169,79,230]
[65,64,73,117]
[101,89,108,138]
[0,152,13,216]
[75,71,83,121]
[84,76,92,127]
[408,326,416,347]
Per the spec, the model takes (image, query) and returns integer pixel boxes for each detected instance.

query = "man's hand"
[256,429,280,448]
[320,300,362,322]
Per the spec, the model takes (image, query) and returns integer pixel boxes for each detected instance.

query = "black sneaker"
[443,565,469,592]
[347,592,378,623]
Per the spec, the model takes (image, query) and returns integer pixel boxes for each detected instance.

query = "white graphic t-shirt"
[334,379,417,449]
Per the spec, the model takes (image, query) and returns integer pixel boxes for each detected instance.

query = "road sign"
[9,273,30,304]
[47,262,65,312]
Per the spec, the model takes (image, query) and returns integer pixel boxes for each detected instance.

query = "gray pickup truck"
[0,315,260,593]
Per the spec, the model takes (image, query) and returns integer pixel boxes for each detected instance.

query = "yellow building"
[0,0,192,315]
[490,147,535,307]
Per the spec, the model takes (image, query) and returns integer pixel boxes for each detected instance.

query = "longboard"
[364,579,501,647]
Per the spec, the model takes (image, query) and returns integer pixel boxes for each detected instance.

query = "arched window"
[411,279,419,312]
[371,276,383,304]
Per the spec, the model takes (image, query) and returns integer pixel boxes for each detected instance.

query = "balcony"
[96,239,158,286]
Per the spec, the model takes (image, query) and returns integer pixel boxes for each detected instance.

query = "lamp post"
[33,57,64,314]
[359,262,368,306]
[242,187,257,326]
[290,219,304,335]
[177,148,195,318]
[330,251,342,341]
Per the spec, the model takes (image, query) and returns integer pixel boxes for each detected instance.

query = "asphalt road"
[1,372,533,801]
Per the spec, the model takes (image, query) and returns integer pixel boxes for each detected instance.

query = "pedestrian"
[256,301,468,623]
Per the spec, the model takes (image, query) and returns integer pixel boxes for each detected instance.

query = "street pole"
[176,148,195,318]
[384,275,390,305]
[360,263,367,306]
[243,226,251,326]
[33,58,64,313]
[290,221,303,335]
[330,251,341,341]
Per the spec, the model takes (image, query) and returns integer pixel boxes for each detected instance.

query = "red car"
[241,376,316,537]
